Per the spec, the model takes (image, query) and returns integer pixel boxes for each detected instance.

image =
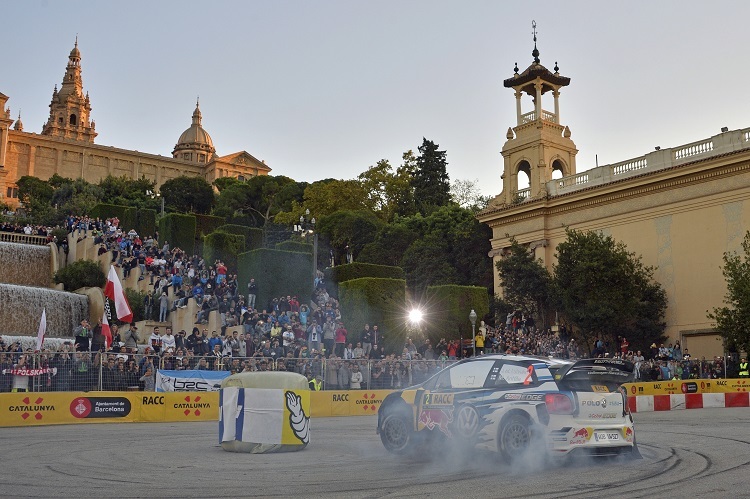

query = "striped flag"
[104,265,133,323]
[35,308,47,352]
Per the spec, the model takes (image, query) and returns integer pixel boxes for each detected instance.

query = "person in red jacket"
[446,340,458,360]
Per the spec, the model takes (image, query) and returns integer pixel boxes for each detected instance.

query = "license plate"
[593,431,620,442]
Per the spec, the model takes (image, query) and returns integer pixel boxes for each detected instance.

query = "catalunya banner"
[156,370,230,392]
[104,265,133,323]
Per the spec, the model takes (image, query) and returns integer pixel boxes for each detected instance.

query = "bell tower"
[499,21,577,204]
[41,37,97,143]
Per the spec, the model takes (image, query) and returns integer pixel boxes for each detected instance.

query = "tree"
[552,229,667,354]
[53,260,106,291]
[708,231,750,354]
[496,237,552,324]
[98,175,158,210]
[160,176,215,214]
[315,210,384,264]
[411,138,451,214]
[17,175,54,211]
[357,158,416,221]
[451,178,491,213]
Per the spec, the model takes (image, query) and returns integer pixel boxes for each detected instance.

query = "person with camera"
[73,319,92,352]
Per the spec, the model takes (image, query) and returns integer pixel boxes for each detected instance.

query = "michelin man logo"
[285,391,310,445]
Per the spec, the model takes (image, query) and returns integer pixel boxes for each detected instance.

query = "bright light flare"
[408,309,423,324]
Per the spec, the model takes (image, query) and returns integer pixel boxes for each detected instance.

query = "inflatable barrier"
[219,372,310,454]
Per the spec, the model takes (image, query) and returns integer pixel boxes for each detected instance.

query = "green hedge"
[91,203,136,232]
[203,232,245,271]
[425,285,490,343]
[135,209,157,238]
[238,248,313,310]
[324,262,405,298]
[158,213,197,255]
[339,278,407,354]
[54,259,106,291]
[275,240,313,254]
[217,224,263,250]
[194,213,226,239]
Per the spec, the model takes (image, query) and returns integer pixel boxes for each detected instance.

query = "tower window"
[198,154,205,163]
[183,153,191,160]
[58,116,64,125]
[70,114,77,126]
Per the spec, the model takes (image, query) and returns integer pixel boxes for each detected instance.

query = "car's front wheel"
[499,413,531,461]
[380,412,413,454]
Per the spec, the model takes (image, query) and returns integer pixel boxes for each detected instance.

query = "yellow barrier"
[623,378,750,396]
[0,389,396,427]
[0,392,220,427]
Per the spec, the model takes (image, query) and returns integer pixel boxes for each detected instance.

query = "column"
[553,90,560,123]
[27,145,36,176]
[515,91,522,125]
[534,82,542,122]
[0,126,7,167]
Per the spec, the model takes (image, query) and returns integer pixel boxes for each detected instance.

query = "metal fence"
[0,352,456,393]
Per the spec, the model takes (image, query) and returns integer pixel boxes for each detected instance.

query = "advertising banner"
[155,370,230,392]
[624,378,750,396]
[310,390,391,417]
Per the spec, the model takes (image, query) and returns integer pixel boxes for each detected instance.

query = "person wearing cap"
[123,322,139,351]
[740,357,749,378]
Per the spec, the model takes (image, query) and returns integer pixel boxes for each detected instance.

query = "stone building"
[0,40,271,205]
[477,36,750,358]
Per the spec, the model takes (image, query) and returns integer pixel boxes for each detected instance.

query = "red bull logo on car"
[624,427,634,442]
[569,427,592,445]
[419,409,453,437]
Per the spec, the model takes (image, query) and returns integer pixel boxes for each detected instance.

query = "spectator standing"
[247,278,257,309]
[123,323,140,351]
[73,319,92,352]
[158,292,169,322]
[350,364,363,389]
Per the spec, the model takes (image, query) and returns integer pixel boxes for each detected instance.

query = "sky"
[5,1,750,196]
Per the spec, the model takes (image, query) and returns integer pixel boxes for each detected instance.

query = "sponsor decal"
[582,399,608,409]
[592,385,610,393]
[587,413,618,419]
[503,393,544,401]
[419,409,453,437]
[332,394,349,402]
[355,393,382,412]
[70,397,131,418]
[285,391,310,444]
[569,427,592,445]
[142,395,165,405]
[681,382,698,394]
[155,370,229,392]
[423,393,454,406]
[174,395,209,416]
[716,381,727,386]
[9,396,55,421]
[624,427,634,442]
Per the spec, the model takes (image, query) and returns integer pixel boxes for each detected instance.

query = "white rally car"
[376,355,637,461]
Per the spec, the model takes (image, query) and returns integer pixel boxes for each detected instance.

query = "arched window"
[516,160,531,190]
[69,114,77,126]
[552,159,566,180]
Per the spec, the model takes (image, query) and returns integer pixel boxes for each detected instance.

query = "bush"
[194,214,226,239]
[158,213,197,255]
[136,209,157,237]
[275,240,312,254]
[324,262,405,298]
[54,259,106,291]
[339,278,407,354]
[425,285,490,343]
[238,248,313,310]
[124,288,148,323]
[51,227,68,245]
[216,224,263,250]
[91,203,135,230]
[203,232,245,271]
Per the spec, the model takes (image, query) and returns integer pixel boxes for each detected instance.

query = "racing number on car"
[523,365,534,385]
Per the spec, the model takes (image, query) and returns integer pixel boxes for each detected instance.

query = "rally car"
[376,354,637,461]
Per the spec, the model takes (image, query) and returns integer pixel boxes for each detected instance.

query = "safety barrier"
[622,379,750,412]
[0,389,393,427]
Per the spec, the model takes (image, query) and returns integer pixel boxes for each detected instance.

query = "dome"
[69,38,80,59]
[177,125,214,149]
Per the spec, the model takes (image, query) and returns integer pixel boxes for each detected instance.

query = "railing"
[0,352,458,393]
[547,126,750,197]
[520,109,557,124]
[611,157,648,176]
[557,171,589,188]
[673,138,713,161]
[514,188,531,201]
[0,231,49,246]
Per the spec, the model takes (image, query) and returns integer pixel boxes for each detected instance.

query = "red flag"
[104,265,133,323]
[101,309,112,349]
[35,308,47,352]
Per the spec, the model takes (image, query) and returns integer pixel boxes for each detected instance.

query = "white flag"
[36,308,47,352]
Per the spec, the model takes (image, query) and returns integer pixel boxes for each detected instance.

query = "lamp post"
[294,209,317,287]
[469,309,477,357]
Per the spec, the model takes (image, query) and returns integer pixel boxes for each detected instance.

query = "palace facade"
[478,38,750,358]
[0,40,270,205]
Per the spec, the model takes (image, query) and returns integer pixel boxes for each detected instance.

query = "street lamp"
[146,190,165,216]
[469,309,477,357]
[294,209,317,286]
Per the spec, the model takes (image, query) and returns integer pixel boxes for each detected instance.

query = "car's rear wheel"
[380,413,413,454]
[499,413,531,461]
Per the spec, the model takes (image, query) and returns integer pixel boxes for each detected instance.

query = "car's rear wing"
[556,358,636,392]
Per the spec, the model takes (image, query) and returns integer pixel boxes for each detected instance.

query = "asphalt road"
[1,409,749,498]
